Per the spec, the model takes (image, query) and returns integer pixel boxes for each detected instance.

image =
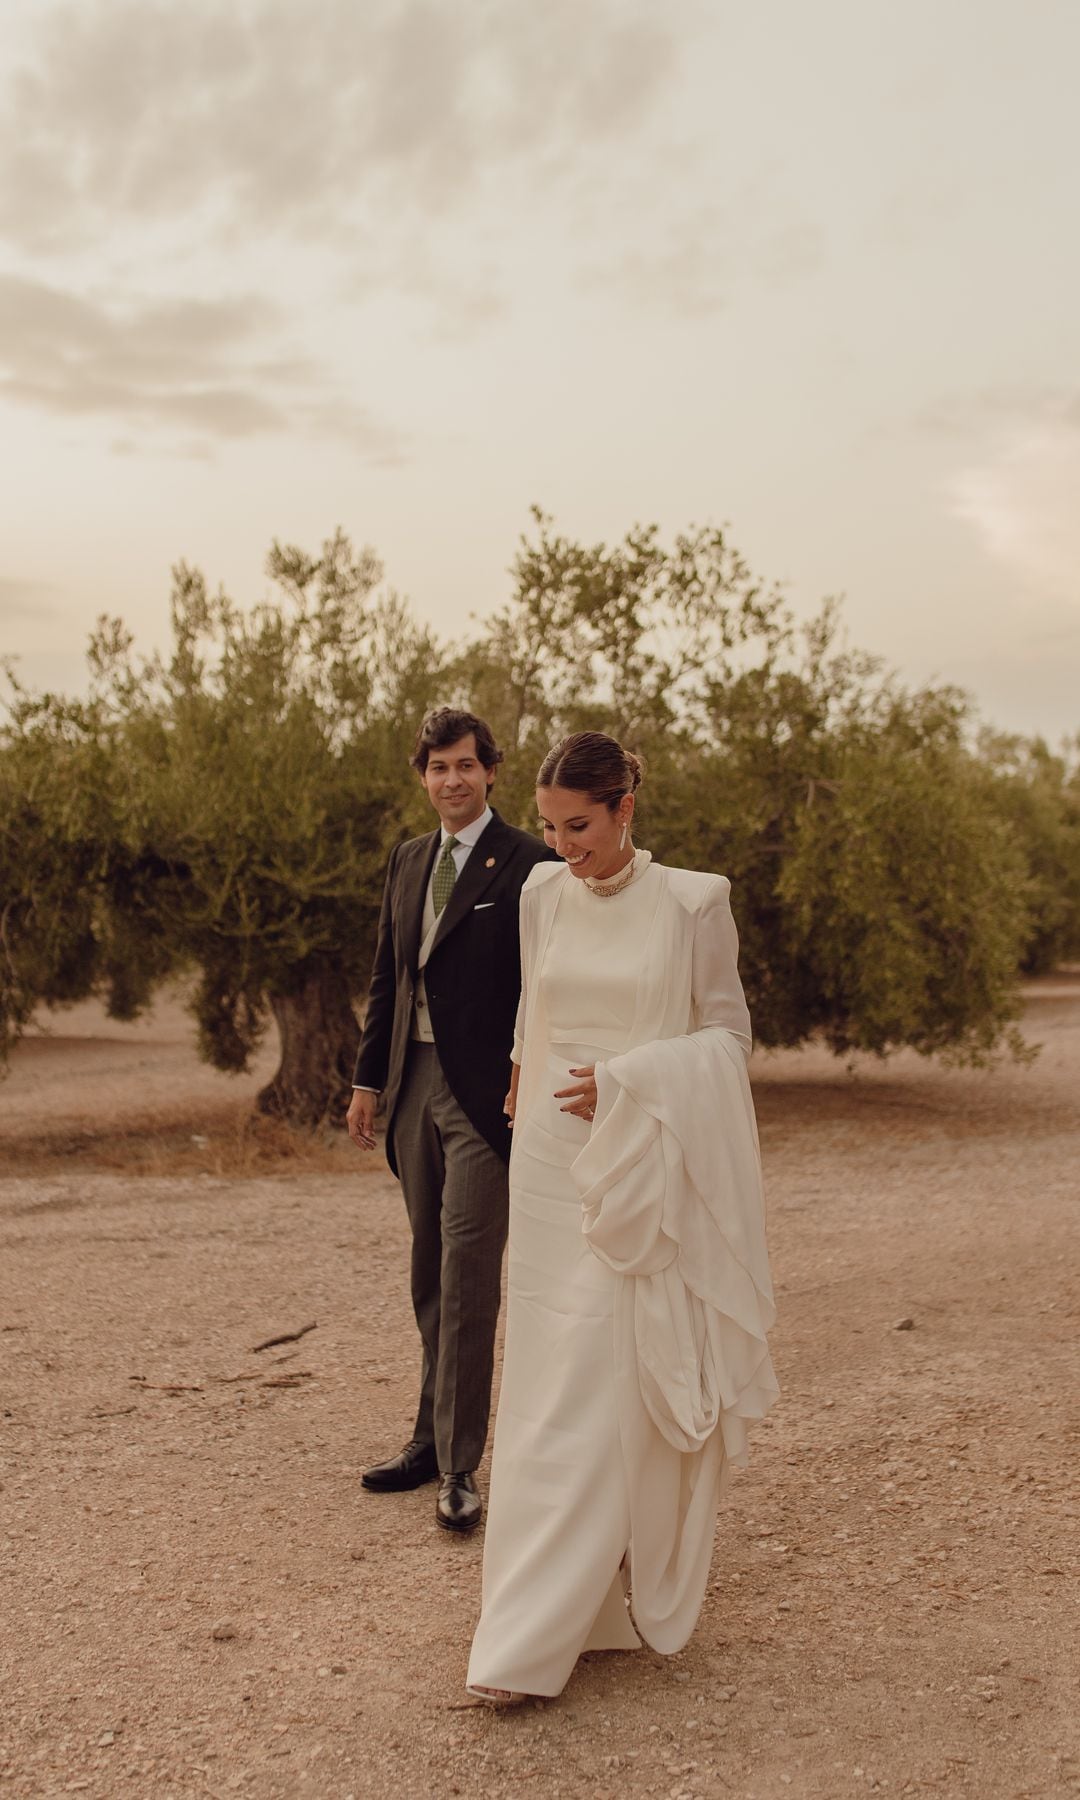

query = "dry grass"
[0,1096,356,1179]
[3,972,1076,1181]
[0,983,359,1178]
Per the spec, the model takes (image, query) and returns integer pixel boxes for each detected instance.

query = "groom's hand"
[346,1088,378,1150]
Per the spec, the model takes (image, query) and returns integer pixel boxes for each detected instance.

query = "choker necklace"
[583,852,638,898]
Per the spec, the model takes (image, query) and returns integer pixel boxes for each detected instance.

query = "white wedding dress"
[466,853,777,1699]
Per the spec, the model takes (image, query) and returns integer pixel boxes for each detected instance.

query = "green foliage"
[1,533,443,1111]
[464,512,1045,1065]
[976,731,1080,975]
[0,678,173,1061]
[97,532,442,1075]
[776,708,1030,1062]
[458,507,791,829]
[3,512,1077,1106]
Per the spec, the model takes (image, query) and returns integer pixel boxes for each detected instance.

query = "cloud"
[947,415,1080,606]
[0,271,405,456]
[0,272,286,434]
[581,201,825,318]
[298,397,408,465]
[0,575,59,624]
[752,222,825,287]
[596,205,733,317]
[918,385,1075,438]
[338,239,511,342]
[0,0,681,256]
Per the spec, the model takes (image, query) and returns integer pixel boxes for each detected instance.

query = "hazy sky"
[2,0,1078,740]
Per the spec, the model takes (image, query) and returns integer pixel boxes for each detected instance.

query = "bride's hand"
[504,1062,521,1127]
[554,1065,597,1122]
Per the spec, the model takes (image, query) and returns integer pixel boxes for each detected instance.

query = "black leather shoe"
[361,1440,439,1492]
[436,1472,482,1533]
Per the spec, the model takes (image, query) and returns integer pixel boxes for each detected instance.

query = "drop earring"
[619,819,627,851]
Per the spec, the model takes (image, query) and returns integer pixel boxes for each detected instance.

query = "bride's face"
[536,785,634,880]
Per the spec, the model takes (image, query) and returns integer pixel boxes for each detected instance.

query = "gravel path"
[1,983,1078,1799]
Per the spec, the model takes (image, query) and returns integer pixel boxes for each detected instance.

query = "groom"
[347,707,554,1532]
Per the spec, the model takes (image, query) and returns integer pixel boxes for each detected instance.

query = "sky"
[1,0,1078,741]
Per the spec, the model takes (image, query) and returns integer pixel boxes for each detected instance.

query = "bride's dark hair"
[536,731,644,811]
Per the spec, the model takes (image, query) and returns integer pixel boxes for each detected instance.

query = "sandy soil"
[1,982,1078,1800]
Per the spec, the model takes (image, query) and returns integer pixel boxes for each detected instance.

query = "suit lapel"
[400,832,440,974]
[429,813,508,954]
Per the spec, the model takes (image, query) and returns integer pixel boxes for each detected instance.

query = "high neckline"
[580,848,653,897]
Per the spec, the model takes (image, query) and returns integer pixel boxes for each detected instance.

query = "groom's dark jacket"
[352,810,556,1176]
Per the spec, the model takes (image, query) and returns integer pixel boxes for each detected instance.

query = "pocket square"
[473,902,495,911]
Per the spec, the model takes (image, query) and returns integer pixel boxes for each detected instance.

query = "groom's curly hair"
[410,706,505,775]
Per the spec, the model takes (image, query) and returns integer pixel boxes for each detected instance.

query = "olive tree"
[4,511,1067,1115]
[977,730,1080,975]
[1,690,105,1060]
[461,512,1034,1063]
[2,533,442,1125]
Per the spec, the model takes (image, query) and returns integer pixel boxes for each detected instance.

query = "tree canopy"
[2,514,1077,1123]
[462,512,1041,1062]
[3,531,440,1121]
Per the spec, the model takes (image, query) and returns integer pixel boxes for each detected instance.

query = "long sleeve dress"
[466,852,778,1699]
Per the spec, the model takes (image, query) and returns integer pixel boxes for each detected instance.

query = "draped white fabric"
[575,1028,778,1464]
[467,859,778,1693]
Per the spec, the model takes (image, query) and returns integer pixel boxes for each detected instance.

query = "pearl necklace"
[583,851,638,898]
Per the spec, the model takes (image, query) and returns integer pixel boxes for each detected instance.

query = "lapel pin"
[485,856,496,868]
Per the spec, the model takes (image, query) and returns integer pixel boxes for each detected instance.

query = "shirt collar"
[442,804,492,849]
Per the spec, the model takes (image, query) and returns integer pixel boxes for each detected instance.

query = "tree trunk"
[257,963,360,1128]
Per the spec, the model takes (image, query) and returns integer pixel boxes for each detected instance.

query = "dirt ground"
[1,982,1078,1800]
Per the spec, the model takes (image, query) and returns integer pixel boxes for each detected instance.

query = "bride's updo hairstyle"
[536,731,645,810]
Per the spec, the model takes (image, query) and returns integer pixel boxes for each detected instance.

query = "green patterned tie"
[432,836,459,915]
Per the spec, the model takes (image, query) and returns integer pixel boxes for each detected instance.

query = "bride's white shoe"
[467,1685,529,1707]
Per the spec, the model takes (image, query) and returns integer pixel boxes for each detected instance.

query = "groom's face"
[420,733,495,831]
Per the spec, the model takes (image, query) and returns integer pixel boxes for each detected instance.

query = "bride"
[467,731,778,1704]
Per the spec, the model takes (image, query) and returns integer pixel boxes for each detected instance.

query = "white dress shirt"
[354,806,492,1089]
[438,805,493,881]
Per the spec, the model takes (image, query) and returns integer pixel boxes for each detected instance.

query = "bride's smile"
[536,786,635,884]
